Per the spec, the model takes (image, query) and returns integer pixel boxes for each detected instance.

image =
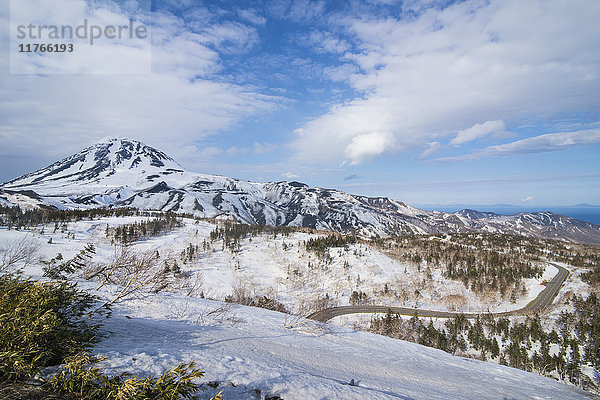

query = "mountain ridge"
[2,137,600,245]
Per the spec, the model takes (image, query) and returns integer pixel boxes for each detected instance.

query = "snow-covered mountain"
[3,137,600,245]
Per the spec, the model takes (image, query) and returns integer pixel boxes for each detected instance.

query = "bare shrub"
[224,279,288,313]
[283,314,333,335]
[171,270,205,297]
[196,303,244,326]
[442,294,468,311]
[225,290,288,313]
[0,235,39,273]
[295,294,338,316]
[83,245,165,306]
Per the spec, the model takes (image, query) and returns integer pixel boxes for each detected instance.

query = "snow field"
[0,217,591,399]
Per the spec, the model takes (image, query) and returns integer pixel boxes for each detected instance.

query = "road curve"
[308,263,569,323]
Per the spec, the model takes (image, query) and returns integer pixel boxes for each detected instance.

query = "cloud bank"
[431,128,600,162]
[292,0,600,165]
[0,0,278,162]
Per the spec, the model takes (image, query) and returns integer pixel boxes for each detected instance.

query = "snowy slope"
[92,294,591,400]
[0,219,594,399]
[3,137,600,245]
[11,216,551,315]
[3,137,190,194]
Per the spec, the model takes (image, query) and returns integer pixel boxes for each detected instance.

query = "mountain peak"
[95,135,130,144]
[2,139,600,245]
[89,137,178,166]
[2,137,185,195]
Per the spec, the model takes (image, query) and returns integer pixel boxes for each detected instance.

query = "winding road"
[308,263,569,323]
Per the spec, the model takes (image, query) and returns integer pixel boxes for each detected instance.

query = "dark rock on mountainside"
[2,137,600,245]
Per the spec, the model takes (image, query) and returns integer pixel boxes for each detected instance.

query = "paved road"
[308,263,569,322]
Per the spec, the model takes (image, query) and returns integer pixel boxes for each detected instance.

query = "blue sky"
[1,0,599,207]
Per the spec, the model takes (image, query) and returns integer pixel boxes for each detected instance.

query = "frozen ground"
[85,293,591,400]
[0,216,559,316]
[0,219,594,399]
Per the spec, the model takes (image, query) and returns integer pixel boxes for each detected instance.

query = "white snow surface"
[4,216,559,315]
[0,220,593,399]
[90,294,590,400]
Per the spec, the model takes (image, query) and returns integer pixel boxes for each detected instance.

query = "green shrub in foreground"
[0,274,208,398]
[0,274,104,382]
[50,352,204,400]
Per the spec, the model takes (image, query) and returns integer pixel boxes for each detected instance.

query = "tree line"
[374,234,545,298]
[367,293,600,391]
[209,222,298,252]
[109,213,182,244]
[304,234,357,257]
[0,205,141,228]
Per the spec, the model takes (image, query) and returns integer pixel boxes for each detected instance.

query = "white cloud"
[306,31,351,54]
[431,128,600,162]
[292,0,600,164]
[0,1,279,164]
[225,142,277,156]
[521,196,533,202]
[197,21,259,54]
[323,63,359,82]
[237,8,267,25]
[269,0,326,22]
[282,171,300,179]
[450,120,506,145]
[225,146,249,156]
[401,0,449,13]
[197,146,223,158]
[253,142,278,154]
[420,141,441,158]
[344,131,396,165]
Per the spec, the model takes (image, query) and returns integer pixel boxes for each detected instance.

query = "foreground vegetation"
[0,273,208,399]
[0,275,104,381]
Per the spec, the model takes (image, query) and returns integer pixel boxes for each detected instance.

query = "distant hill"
[418,203,600,225]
